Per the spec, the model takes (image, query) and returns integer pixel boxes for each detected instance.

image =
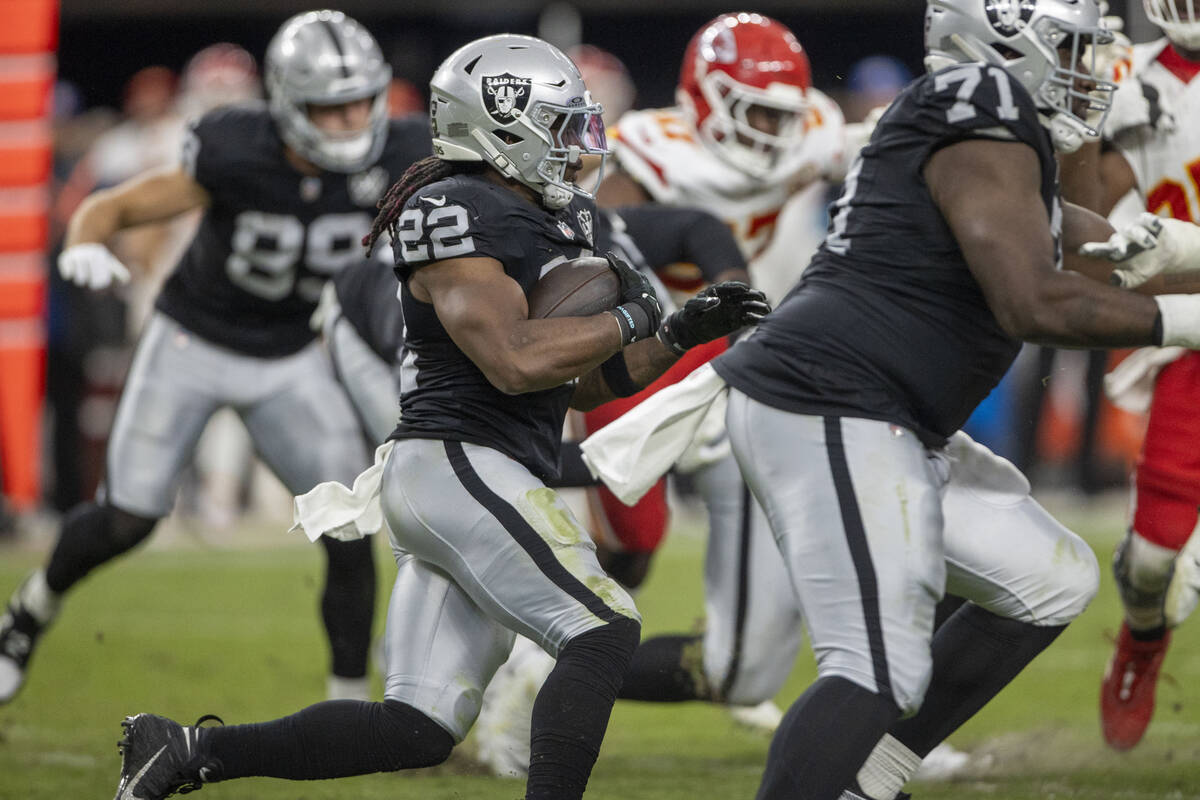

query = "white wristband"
[1154,294,1200,348]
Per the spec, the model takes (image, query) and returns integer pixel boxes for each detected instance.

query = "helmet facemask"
[520,99,609,209]
[1145,0,1200,50]
[279,91,390,172]
[696,71,808,178]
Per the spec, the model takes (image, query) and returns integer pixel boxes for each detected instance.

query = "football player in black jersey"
[0,10,431,706]
[107,33,768,800]
[703,2,1200,799]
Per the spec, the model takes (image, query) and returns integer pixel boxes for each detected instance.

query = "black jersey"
[715,64,1061,446]
[390,174,598,481]
[155,105,430,357]
[332,257,405,365]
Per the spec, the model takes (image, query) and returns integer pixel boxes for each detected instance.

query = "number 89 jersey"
[155,105,430,357]
[716,63,1060,446]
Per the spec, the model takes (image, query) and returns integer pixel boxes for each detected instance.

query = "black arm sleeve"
[616,204,747,282]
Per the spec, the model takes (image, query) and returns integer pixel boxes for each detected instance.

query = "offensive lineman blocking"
[711,1,1200,798]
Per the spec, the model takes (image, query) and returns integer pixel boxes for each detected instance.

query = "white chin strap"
[1046,111,1092,154]
[319,131,374,170]
[542,184,573,209]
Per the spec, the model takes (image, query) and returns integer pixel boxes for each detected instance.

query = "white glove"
[1079,213,1200,288]
[1095,4,1133,84]
[57,243,131,290]
[1154,294,1200,349]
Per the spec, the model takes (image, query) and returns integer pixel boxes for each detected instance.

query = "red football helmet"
[179,43,261,118]
[678,12,812,177]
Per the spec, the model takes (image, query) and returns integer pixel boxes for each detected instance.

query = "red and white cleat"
[1100,622,1171,751]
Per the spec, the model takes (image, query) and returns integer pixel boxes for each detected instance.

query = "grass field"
[1,494,1199,800]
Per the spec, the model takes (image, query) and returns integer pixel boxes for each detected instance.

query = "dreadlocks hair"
[362,156,486,255]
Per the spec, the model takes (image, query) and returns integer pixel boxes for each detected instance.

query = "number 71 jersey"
[780,62,1060,441]
[154,105,430,358]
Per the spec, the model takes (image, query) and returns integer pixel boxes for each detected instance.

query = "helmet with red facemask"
[677,12,812,178]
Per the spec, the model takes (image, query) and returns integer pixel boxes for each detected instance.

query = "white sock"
[856,733,922,800]
[16,570,60,626]
[327,675,370,702]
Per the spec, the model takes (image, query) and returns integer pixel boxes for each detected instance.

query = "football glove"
[58,243,131,290]
[1079,213,1200,289]
[657,281,771,355]
[605,251,662,345]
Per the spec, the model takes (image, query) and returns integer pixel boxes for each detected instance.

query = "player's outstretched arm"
[58,166,211,289]
[927,137,1167,349]
[64,165,211,249]
[411,255,627,395]
[571,281,770,411]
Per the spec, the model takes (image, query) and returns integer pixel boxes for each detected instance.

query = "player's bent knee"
[1036,540,1100,626]
[821,661,929,717]
[104,505,159,552]
[377,699,455,769]
[559,616,642,693]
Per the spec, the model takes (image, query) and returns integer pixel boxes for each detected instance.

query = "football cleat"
[914,741,971,781]
[1100,622,1171,751]
[472,638,555,778]
[0,602,44,703]
[114,713,223,800]
[727,699,785,734]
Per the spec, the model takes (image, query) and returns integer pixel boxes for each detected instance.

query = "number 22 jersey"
[714,63,1061,446]
[155,105,430,358]
[390,173,599,481]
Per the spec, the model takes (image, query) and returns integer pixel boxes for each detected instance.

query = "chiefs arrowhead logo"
[483,73,531,124]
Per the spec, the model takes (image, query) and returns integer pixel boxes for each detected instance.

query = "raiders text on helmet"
[265,9,392,173]
[925,0,1115,153]
[428,34,608,210]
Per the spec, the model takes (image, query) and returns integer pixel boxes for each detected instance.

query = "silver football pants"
[378,438,639,741]
[725,388,1098,714]
[105,311,366,517]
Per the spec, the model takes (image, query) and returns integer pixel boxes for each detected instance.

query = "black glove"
[657,281,771,355]
[605,251,662,345]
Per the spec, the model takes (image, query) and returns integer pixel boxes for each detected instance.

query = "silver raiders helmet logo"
[483,73,532,123]
[984,0,1037,36]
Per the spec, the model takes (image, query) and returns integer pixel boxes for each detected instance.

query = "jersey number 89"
[226,211,372,302]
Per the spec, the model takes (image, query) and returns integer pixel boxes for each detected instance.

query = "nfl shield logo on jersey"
[556,219,576,239]
[483,74,532,123]
[984,0,1035,36]
[348,166,389,207]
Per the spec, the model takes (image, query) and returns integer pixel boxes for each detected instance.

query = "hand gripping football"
[526,256,621,319]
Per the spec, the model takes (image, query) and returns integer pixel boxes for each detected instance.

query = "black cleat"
[0,603,43,703]
[114,713,223,800]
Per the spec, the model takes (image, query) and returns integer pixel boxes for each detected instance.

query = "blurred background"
[0,0,1163,536]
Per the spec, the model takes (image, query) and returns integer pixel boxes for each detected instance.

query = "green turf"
[1,500,1198,799]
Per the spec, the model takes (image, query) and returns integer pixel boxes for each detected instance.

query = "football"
[526,256,621,319]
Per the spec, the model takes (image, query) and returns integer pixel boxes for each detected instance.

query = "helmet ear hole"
[493,129,524,144]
